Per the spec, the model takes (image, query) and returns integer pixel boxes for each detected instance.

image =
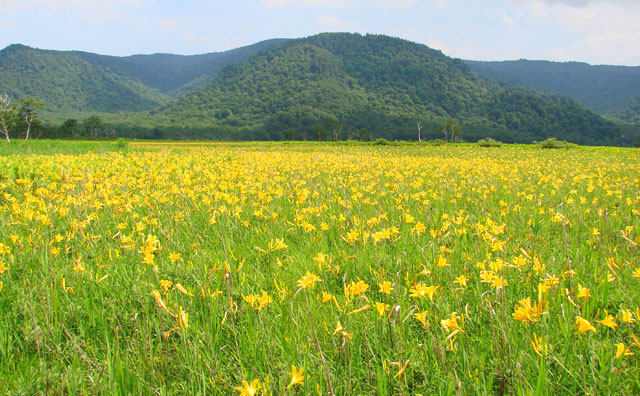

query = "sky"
[0,0,639,65]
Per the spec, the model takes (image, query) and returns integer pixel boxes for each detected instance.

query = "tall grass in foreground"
[0,142,638,395]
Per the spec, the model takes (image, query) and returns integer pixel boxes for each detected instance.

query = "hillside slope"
[466,59,640,123]
[157,33,622,144]
[0,39,287,116]
[0,44,169,114]
[72,38,288,94]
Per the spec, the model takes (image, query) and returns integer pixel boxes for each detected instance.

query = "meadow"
[0,141,638,395]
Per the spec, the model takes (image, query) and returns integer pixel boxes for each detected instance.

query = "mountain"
[154,33,623,145]
[1,34,635,145]
[0,44,169,114]
[465,60,640,123]
[0,39,288,117]
[71,38,289,94]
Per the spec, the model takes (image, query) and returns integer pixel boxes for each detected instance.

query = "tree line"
[0,93,119,141]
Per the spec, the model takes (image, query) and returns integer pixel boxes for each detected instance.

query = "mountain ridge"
[1,34,638,145]
[151,33,623,144]
[465,59,640,123]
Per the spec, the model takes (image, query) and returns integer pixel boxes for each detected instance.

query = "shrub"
[536,137,576,149]
[477,138,502,147]
[371,138,393,146]
[115,138,128,150]
[422,139,447,146]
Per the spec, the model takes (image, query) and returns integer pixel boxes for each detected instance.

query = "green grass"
[0,141,638,395]
[0,139,129,156]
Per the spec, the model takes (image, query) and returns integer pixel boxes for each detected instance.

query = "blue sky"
[1,0,638,65]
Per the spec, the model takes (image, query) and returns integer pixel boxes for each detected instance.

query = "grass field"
[0,141,639,395]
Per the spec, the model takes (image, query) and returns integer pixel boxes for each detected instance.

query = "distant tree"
[0,94,18,142]
[324,118,341,141]
[357,128,369,142]
[83,115,106,138]
[284,128,297,141]
[59,119,80,138]
[416,120,423,142]
[438,118,462,142]
[312,124,327,141]
[18,98,44,140]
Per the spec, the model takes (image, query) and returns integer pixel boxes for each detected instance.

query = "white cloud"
[317,15,347,28]
[508,0,640,64]
[536,0,637,6]
[378,0,416,9]
[261,0,417,8]
[0,0,154,19]
[159,17,178,32]
[261,0,351,7]
[502,15,517,27]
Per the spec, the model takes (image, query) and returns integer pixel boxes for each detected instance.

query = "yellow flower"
[346,304,370,316]
[256,291,273,311]
[297,271,320,289]
[0,260,8,274]
[491,277,507,289]
[175,283,193,296]
[575,317,596,333]
[512,297,545,323]
[531,334,547,357]
[491,239,505,252]
[414,311,429,327]
[0,243,11,256]
[234,379,260,396]
[178,306,189,330]
[287,365,305,389]
[441,312,463,333]
[333,321,352,339]
[268,238,288,252]
[345,280,369,298]
[620,309,635,324]
[411,221,426,234]
[409,283,439,300]
[378,280,393,295]
[169,252,182,262]
[454,275,469,288]
[152,289,172,315]
[436,255,449,267]
[479,271,494,283]
[576,284,590,300]
[160,280,173,292]
[375,302,389,317]
[321,291,334,304]
[597,312,617,330]
[513,255,527,268]
[614,343,634,359]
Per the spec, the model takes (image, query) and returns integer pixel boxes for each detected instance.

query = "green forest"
[466,59,640,123]
[1,33,639,145]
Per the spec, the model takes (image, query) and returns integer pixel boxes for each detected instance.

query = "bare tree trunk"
[417,121,422,142]
[24,113,32,140]
[1,125,9,142]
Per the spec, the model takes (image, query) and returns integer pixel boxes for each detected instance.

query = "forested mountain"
[0,39,287,116]
[155,33,624,144]
[465,60,640,123]
[0,44,169,114]
[2,34,636,145]
[72,38,288,94]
